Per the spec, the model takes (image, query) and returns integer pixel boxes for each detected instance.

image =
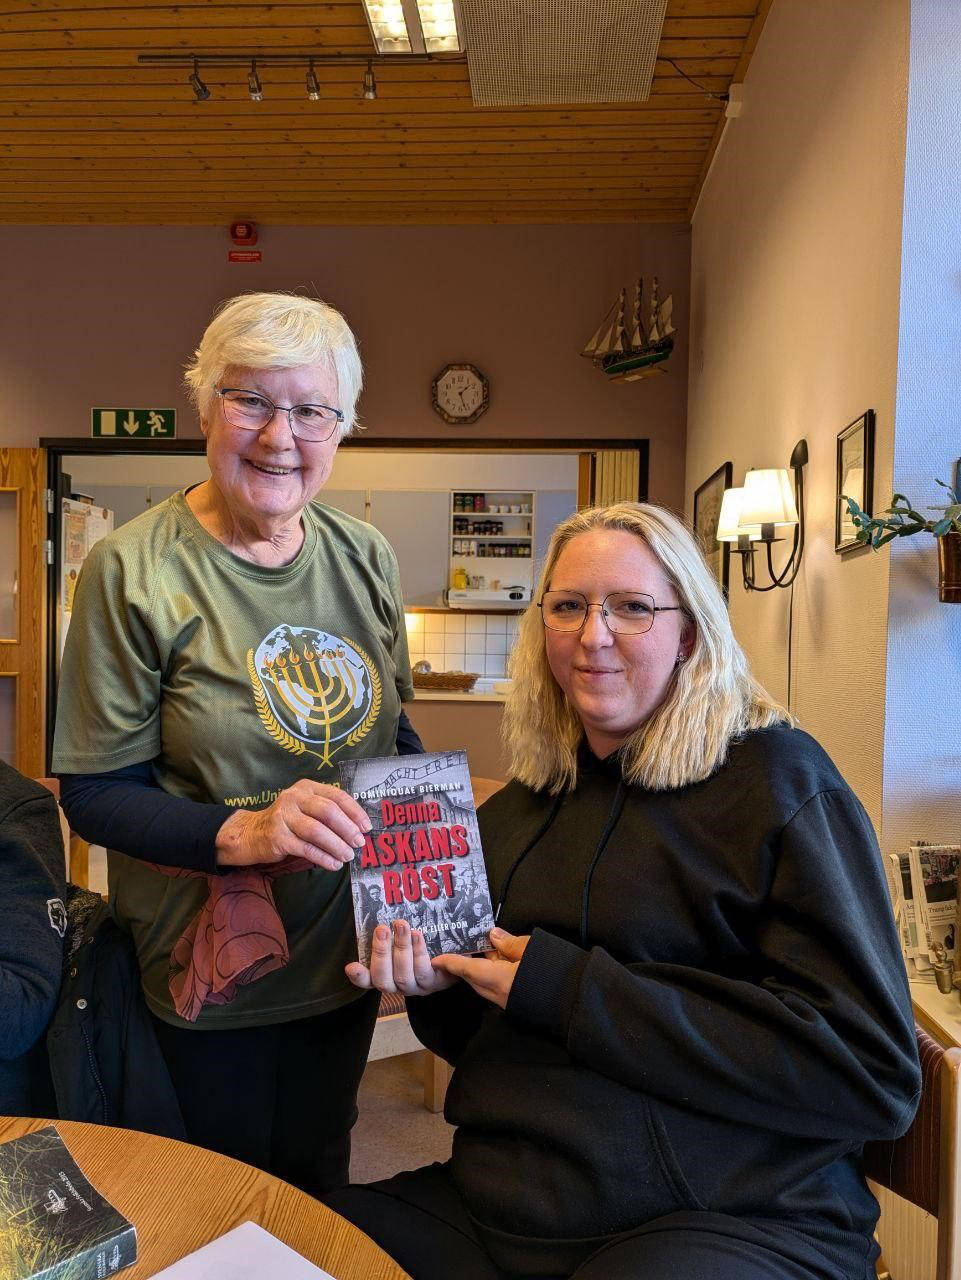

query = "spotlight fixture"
[363,59,377,100]
[247,59,263,102]
[717,441,809,591]
[188,58,210,102]
[305,58,321,101]
[137,52,468,104]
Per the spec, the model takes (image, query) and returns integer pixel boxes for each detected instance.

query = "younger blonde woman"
[333,502,919,1280]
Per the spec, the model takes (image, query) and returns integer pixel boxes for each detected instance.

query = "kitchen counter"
[402,684,508,779]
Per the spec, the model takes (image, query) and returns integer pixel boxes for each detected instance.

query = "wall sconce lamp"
[717,440,808,591]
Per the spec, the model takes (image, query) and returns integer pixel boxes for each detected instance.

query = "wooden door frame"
[0,448,47,777]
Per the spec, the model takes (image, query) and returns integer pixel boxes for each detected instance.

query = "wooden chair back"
[863,1026,961,1280]
[34,775,90,887]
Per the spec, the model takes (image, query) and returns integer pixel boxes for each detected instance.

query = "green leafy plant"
[844,479,961,549]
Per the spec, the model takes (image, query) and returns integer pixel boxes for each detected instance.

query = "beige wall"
[0,222,690,509]
[686,0,910,828]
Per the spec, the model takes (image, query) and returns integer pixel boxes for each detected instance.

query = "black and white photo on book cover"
[338,750,495,966]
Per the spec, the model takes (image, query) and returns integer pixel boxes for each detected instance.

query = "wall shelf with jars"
[448,491,536,608]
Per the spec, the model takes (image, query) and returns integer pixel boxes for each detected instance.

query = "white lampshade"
[740,468,799,527]
[716,488,761,543]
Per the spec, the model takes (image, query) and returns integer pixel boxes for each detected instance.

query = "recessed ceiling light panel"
[362,0,465,55]
[416,1,464,53]
[362,1,413,54]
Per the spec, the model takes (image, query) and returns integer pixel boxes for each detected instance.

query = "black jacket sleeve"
[405,981,490,1067]
[506,788,921,1142]
[0,788,66,1061]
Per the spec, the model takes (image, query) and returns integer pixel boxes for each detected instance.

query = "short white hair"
[183,291,363,437]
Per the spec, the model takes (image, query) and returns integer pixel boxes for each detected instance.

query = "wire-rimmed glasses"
[217,387,344,442]
[538,590,685,635]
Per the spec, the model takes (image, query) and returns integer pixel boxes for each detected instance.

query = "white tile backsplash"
[407,612,524,674]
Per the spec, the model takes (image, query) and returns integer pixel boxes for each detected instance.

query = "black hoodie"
[407,725,920,1275]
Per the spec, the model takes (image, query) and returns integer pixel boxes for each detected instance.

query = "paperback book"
[339,750,495,965]
[0,1126,136,1279]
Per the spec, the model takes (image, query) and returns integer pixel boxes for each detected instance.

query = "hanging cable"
[786,579,795,713]
[661,56,728,101]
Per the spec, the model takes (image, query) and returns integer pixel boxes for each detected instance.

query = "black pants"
[325,1164,860,1280]
[150,991,379,1197]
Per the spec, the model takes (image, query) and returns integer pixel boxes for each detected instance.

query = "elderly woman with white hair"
[54,292,421,1194]
[330,502,920,1280]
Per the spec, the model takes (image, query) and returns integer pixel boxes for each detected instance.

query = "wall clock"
[431,363,489,425]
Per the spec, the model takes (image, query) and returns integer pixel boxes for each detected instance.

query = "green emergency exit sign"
[91,408,176,439]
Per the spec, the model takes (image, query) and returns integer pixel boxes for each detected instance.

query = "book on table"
[338,749,495,966]
[0,1125,136,1279]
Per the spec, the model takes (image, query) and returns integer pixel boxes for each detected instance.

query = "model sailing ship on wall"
[581,277,676,381]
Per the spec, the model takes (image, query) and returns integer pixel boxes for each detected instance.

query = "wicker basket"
[412,670,479,692]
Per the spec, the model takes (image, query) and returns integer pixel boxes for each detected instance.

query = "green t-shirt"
[53,491,413,1028]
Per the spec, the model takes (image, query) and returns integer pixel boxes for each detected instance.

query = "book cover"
[0,1126,137,1280]
[338,750,495,966]
[909,841,960,964]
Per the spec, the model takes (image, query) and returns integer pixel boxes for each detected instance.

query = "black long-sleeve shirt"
[59,710,424,873]
[408,725,920,1273]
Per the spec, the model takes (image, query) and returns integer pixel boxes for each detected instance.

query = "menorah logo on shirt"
[247,625,381,766]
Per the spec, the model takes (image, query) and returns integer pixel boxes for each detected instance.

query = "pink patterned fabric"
[149,858,313,1022]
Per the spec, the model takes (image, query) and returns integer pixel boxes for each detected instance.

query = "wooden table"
[911,976,961,1048]
[0,1117,410,1280]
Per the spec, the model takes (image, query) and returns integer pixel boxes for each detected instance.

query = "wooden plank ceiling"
[0,0,770,225]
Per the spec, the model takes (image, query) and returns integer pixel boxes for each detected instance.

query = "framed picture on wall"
[835,410,875,553]
[693,461,733,594]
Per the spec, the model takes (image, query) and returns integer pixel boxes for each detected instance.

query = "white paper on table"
[148,1221,337,1279]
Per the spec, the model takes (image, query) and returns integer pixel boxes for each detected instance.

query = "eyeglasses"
[217,387,344,442]
[538,590,686,635]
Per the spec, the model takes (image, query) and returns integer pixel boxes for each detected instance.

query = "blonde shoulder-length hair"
[504,502,792,793]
